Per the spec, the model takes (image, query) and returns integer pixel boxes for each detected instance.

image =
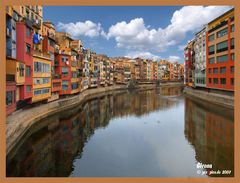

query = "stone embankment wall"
[184,87,234,109]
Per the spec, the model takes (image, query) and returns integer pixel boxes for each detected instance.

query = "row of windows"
[208,66,234,74]
[208,24,234,42]
[34,78,50,85]
[196,78,205,84]
[208,38,234,55]
[34,88,50,96]
[208,78,234,85]
[34,62,50,73]
[208,53,234,64]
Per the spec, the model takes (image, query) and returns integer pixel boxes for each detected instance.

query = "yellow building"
[32,52,52,102]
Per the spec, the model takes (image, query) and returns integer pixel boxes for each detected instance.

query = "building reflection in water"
[6,86,233,177]
[184,97,234,177]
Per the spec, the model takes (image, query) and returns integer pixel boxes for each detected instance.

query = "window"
[208,45,215,55]
[34,62,50,73]
[50,52,54,61]
[34,90,41,96]
[213,78,218,84]
[220,78,226,85]
[18,63,25,77]
[217,28,228,38]
[6,91,13,106]
[62,67,68,75]
[34,88,50,96]
[209,78,212,84]
[62,56,68,62]
[208,68,212,73]
[213,68,218,74]
[26,85,31,92]
[231,38,234,49]
[217,54,228,63]
[72,72,78,78]
[208,34,214,41]
[231,53,235,61]
[231,66,234,73]
[26,44,31,54]
[43,78,49,84]
[231,24,234,32]
[209,57,215,64]
[26,66,31,77]
[62,80,69,90]
[220,67,226,74]
[34,78,50,84]
[26,26,31,37]
[42,88,50,94]
[231,78,234,85]
[71,82,79,90]
[217,41,228,53]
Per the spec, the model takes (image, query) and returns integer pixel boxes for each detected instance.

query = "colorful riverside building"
[89,52,99,88]
[11,5,51,104]
[6,7,17,115]
[184,40,195,86]
[82,49,90,91]
[42,21,61,101]
[194,26,207,87]
[206,8,234,91]
[6,6,38,113]
[54,32,81,95]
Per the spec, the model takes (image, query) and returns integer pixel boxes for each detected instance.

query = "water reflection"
[184,97,234,177]
[6,86,233,177]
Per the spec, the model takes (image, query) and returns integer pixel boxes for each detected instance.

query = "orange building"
[206,8,234,91]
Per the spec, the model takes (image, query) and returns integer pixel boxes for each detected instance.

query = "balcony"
[33,50,51,59]
[208,20,228,33]
[32,19,41,29]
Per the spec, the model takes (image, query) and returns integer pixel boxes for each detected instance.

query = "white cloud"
[125,51,161,61]
[178,45,186,51]
[57,20,106,38]
[168,56,181,62]
[107,6,232,52]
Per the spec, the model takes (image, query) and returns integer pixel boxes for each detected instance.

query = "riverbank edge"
[6,82,183,155]
[183,87,234,109]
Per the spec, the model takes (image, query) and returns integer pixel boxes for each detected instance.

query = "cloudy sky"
[43,6,232,63]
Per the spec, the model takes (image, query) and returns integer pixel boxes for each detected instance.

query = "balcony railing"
[208,20,228,33]
[33,50,51,59]
[32,19,41,29]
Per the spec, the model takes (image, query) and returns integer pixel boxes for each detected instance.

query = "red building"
[6,80,16,115]
[54,53,72,95]
[16,20,33,107]
[184,41,194,87]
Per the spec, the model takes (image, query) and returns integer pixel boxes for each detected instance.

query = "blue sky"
[43,6,232,63]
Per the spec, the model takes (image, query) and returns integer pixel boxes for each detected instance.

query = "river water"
[6,86,234,177]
